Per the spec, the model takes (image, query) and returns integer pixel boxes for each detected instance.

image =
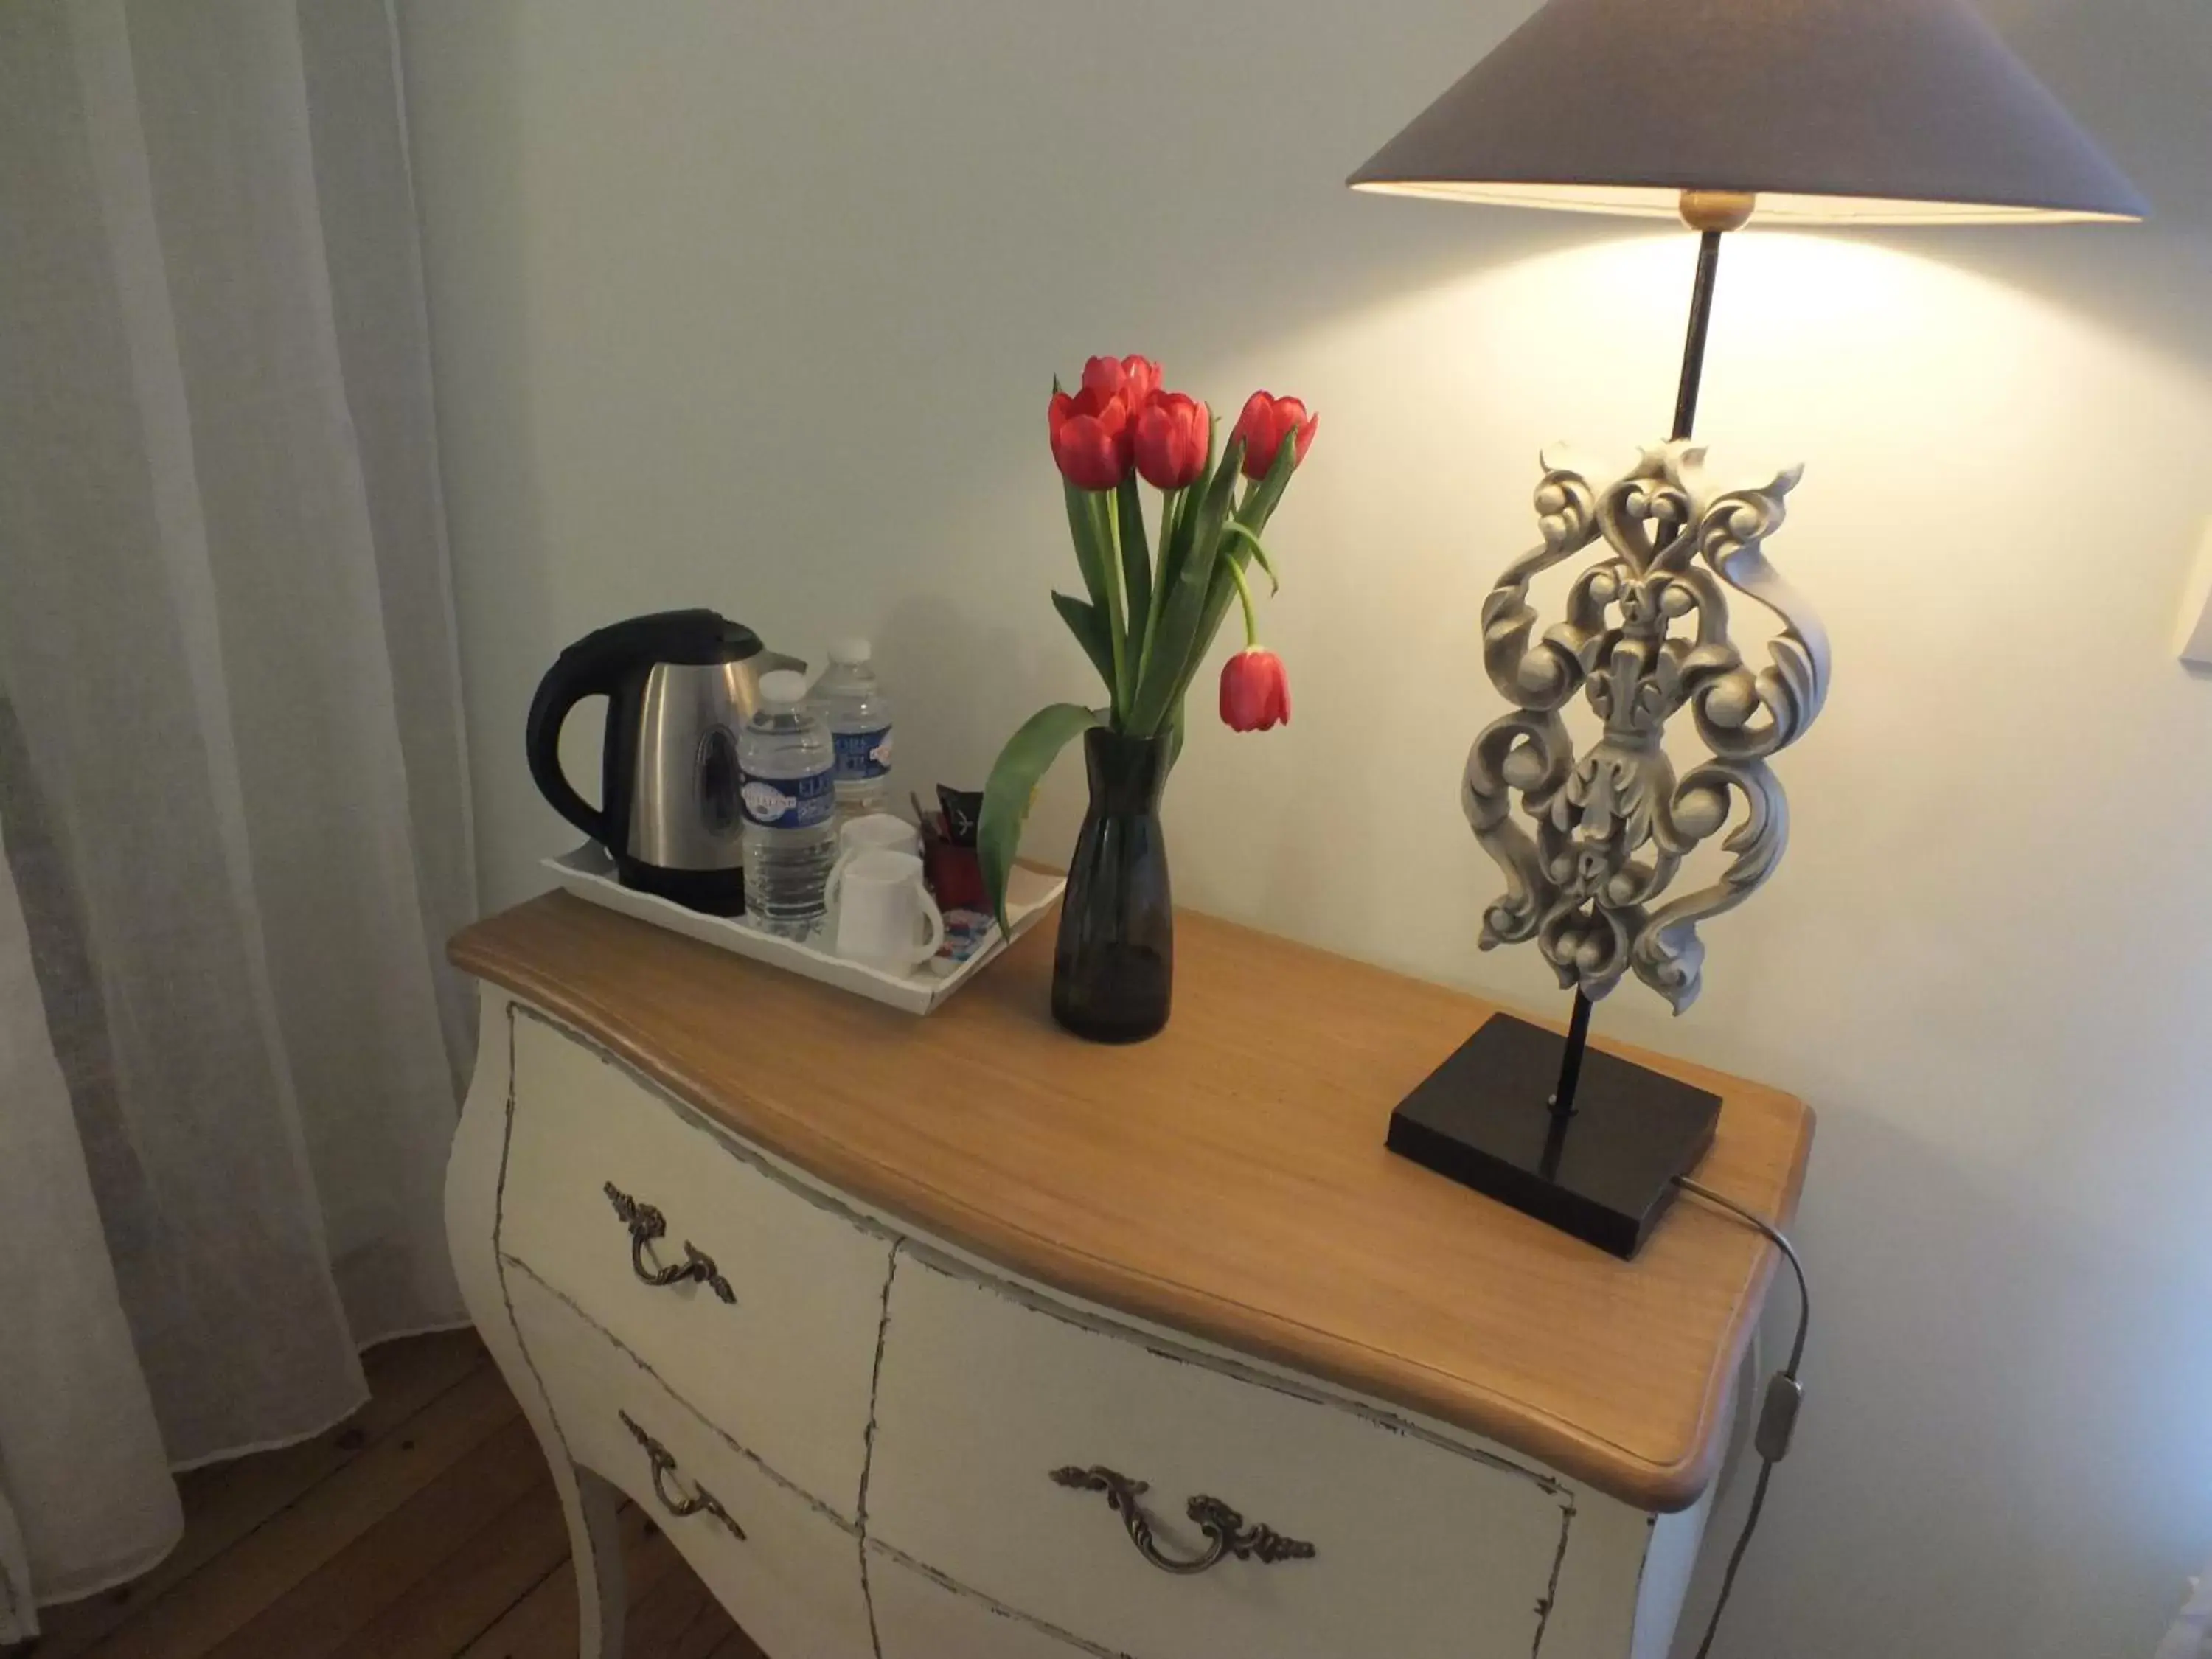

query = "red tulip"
[1082,354,1162,414]
[1230,392,1319,481]
[1131,392,1210,491]
[1047,386,1132,490]
[1220,648,1291,733]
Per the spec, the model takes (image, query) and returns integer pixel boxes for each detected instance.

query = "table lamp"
[1357,0,2146,1256]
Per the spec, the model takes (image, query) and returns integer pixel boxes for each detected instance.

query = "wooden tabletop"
[452,893,1812,1512]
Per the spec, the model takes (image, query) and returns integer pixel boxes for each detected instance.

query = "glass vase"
[1051,728,1172,1043]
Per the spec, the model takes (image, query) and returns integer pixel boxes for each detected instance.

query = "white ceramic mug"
[827,849,945,972]
[828,813,922,894]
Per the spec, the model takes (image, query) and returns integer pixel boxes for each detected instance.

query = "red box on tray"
[920,815,987,912]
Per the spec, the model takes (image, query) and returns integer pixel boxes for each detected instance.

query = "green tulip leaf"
[978,702,1104,933]
[1092,490,1130,717]
[1127,437,1245,735]
[1163,436,1305,714]
[1152,418,1217,602]
[1051,591,1116,697]
[1116,473,1152,667]
[1063,476,1111,619]
[1223,523,1279,594]
[1237,416,1304,535]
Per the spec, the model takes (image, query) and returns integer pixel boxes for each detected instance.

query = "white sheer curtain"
[0,0,474,1633]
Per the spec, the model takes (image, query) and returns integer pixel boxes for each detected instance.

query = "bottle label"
[739,767,835,830]
[832,726,894,782]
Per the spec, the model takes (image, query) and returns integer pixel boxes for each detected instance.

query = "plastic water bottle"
[739,669,838,938]
[810,639,894,820]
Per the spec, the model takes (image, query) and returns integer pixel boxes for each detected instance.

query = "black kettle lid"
[561,608,765,668]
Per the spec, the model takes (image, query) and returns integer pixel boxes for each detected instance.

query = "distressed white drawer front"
[867,1545,1091,1659]
[869,1251,1573,1659]
[509,1270,877,1659]
[501,1015,891,1517]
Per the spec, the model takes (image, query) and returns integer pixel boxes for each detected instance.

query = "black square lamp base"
[1386,1014,1720,1259]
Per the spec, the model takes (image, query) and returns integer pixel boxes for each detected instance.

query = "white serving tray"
[543,844,1064,1015]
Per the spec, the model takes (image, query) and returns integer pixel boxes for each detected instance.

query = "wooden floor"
[17,1331,762,1659]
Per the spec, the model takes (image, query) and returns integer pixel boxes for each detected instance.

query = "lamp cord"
[1672,1176,1810,1659]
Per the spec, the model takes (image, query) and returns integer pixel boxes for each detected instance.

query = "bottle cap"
[757,669,809,704]
[828,637,872,666]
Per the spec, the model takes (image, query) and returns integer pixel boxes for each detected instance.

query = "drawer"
[509,1269,877,1659]
[867,1545,1089,1659]
[501,1013,891,1517]
[868,1251,1571,1659]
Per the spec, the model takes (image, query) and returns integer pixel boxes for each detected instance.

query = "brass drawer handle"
[620,1411,745,1540]
[1050,1465,1315,1575]
[603,1182,735,1304]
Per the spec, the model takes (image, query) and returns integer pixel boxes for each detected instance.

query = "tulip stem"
[1224,554,1262,650]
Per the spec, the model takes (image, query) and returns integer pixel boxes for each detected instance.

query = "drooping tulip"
[1131,392,1210,492]
[1082,354,1162,414]
[1220,647,1291,732]
[1047,386,1132,491]
[1230,392,1319,481]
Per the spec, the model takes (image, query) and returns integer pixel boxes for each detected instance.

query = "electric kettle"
[526,609,805,916]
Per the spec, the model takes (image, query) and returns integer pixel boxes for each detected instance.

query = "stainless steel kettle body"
[526,609,804,916]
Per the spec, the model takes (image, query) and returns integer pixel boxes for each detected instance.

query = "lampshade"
[1349,0,2148,226]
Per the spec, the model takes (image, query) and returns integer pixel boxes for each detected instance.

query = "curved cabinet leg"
[571,1465,627,1659]
[446,992,627,1658]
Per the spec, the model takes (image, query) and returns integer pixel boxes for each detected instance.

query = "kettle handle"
[526,636,624,848]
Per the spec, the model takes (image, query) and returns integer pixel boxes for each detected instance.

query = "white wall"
[395,3,2212,1652]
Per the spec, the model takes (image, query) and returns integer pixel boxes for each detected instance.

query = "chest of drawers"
[448,894,1812,1659]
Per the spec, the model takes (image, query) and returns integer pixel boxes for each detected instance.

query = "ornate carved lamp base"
[1387,1014,1719,1259]
[1388,205,1826,1258]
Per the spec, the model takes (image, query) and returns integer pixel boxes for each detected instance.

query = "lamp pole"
[1671,226,1727,442]
[1546,190,1755,1127]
